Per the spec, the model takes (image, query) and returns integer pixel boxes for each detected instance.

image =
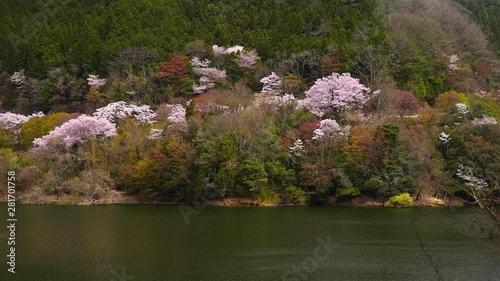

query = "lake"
[0,204,498,281]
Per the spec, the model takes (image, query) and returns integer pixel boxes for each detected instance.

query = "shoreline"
[2,192,466,207]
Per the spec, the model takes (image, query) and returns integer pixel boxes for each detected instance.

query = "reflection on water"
[0,204,498,281]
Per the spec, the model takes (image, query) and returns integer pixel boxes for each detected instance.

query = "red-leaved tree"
[156,55,189,82]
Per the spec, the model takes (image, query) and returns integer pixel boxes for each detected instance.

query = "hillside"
[456,0,500,54]
[0,0,498,212]
[0,0,382,76]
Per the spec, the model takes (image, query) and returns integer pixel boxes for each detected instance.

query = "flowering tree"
[190,57,211,68]
[288,139,305,157]
[448,54,459,71]
[236,50,259,68]
[456,164,499,228]
[312,119,350,140]
[195,102,230,115]
[93,102,157,124]
[32,115,116,151]
[303,73,372,118]
[212,45,258,68]
[456,164,489,207]
[471,115,497,126]
[193,77,216,94]
[212,45,245,56]
[439,131,451,144]
[87,75,107,89]
[0,112,29,133]
[191,57,227,94]
[193,67,227,81]
[455,103,469,116]
[254,94,297,109]
[10,70,36,103]
[148,129,164,140]
[260,72,283,94]
[10,70,26,86]
[167,104,187,130]
[212,45,227,57]
[192,91,232,115]
[0,111,44,141]
[225,45,245,54]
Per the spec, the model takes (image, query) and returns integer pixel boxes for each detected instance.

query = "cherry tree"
[439,131,451,144]
[0,112,29,133]
[212,45,245,56]
[448,54,459,71]
[212,45,259,68]
[288,139,305,157]
[32,115,116,152]
[254,94,297,109]
[226,45,245,54]
[148,129,164,140]
[212,45,227,57]
[295,99,308,110]
[190,57,211,68]
[456,164,489,208]
[191,57,227,94]
[455,103,469,116]
[193,77,216,94]
[312,119,350,140]
[195,102,230,115]
[93,102,157,124]
[471,115,497,126]
[167,104,187,131]
[260,72,283,94]
[194,67,227,80]
[10,70,26,86]
[236,50,259,68]
[87,74,107,89]
[0,111,44,141]
[303,73,372,118]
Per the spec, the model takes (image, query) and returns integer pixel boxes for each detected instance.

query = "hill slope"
[0,0,382,76]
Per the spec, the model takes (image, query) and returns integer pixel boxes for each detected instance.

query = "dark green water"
[0,204,498,281]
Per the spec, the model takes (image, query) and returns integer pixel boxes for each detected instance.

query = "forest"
[0,0,498,210]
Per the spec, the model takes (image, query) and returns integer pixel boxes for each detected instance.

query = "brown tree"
[156,55,189,82]
[391,90,419,117]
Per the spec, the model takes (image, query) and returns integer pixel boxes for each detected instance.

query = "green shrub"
[255,187,281,206]
[0,129,16,148]
[385,193,414,207]
[285,186,310,205]
[362,176,388,194]
[336,187,360,199]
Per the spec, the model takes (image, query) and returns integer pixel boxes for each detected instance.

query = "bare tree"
[108,47,159,79]
[391,90,419,117]
[350,45,387,89]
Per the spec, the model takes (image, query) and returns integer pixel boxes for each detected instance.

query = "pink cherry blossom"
[32,115,116,152]
[312,119,350,140]
[87,74,107,89]
[303,73,372,118]
[260,72,283,94]
[93,102,157,124]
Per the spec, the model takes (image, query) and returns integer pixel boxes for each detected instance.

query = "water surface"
[0,204,498,281]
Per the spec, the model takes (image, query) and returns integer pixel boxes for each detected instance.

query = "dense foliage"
[0,0,381,76]
[456,0,500,54]
[0,0,499,208]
